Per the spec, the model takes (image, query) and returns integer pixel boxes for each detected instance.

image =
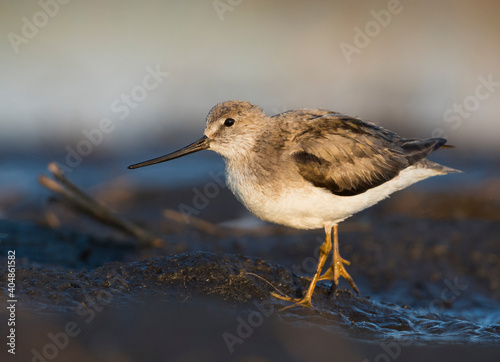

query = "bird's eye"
[224,118,235,127]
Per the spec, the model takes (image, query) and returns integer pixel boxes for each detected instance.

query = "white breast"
[226,163,443,230]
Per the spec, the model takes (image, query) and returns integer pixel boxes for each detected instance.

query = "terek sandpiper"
[128,100,460,308]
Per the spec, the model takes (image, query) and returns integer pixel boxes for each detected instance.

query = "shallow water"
[0,152,499,360]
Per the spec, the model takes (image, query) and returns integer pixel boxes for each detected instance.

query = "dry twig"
[163,209,231,237]
[39,162,165,248]
[162,208,302,237]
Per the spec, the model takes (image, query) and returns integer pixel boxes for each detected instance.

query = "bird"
[128,100,460,308]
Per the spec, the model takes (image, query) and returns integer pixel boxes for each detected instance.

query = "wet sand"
[1,160,500,361]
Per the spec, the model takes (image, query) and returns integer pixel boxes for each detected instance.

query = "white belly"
[227,164,442,230]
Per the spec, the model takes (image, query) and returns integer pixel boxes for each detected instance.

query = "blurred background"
[2,3,500,355]
[1,0,499,207]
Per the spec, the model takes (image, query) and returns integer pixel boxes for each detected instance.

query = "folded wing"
[290,115,446,196]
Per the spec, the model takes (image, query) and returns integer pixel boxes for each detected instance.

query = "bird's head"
[127,100,267,169]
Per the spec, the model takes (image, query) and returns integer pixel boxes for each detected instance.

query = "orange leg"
[271,226,333,308]
[317,225,359,295]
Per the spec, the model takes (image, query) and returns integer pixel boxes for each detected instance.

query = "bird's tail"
[418,159,462,175]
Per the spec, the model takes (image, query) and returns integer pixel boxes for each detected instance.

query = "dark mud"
[1,164,500,361]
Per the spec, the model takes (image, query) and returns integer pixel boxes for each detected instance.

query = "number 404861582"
[7,250,15,298]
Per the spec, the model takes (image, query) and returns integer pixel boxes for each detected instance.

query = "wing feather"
[289,114,446,196]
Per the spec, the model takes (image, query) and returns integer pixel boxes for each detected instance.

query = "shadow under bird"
[128,100,460,308]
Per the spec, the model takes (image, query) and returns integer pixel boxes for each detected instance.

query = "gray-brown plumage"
[128,100,460,308]
[286,114,448,196]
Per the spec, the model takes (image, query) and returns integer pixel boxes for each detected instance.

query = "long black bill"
[128,135,211,169]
